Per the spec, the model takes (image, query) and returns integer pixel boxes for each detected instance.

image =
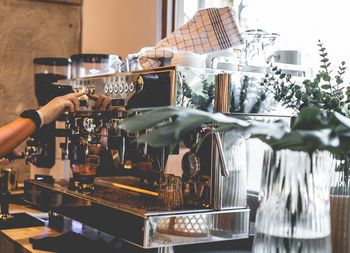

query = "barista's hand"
[87,94,112,111]
[0,157,11,166]
[0,150,22,165]
[38,91,85,125]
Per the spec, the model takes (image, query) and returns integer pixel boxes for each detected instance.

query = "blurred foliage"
[261,40,350,117]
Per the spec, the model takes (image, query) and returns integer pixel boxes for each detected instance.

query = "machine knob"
[119,84,124,93]
[109,85,114,93]
[123,83,129,93]
[104,85,109,94]
[114,85,119,93]
[129,83,134,92]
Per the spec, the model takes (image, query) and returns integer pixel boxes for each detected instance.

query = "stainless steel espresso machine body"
[24,66,292,248]
[60,67,178,193]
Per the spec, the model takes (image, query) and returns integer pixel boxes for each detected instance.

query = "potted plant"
[260,40,350,253]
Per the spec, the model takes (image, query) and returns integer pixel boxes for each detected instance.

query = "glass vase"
[253,149,333,253]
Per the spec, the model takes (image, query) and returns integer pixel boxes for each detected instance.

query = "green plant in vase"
[261,40,350,252]
[120,105,350,253]
[260,41,350,193]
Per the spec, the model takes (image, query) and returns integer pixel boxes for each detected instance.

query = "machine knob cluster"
[61,75,143,96]
[104,82,135,94]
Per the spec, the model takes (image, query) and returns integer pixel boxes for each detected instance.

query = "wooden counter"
[1,226,61,253]
[0,203,147,253]
[0,204,57,253]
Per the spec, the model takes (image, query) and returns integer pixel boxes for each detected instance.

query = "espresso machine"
[23,65,294,250]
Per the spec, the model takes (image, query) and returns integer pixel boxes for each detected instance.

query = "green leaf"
[292,107,323,130]
[136,121,182,146]
[303,79,311,85]
[321,84,331,89]
[120,106,350,156]
[121,106,181,132]
[295,90,302,98]
[336,78,344,85]
[121,106,251,146]
[301,93,309,102]
[298,129,339,152]
[330,112,350,131]
[323,75,331,82]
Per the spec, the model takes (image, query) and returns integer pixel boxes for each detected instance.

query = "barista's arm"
[0,91,84,156]
[0,118,36,156]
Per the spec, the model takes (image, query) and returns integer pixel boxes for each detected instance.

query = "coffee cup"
[268,50,301,65]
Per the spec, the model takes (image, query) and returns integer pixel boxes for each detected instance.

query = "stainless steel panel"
[24,179,249,248]
[146,209,249,248]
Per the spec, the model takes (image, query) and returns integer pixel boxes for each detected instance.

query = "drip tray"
[0,212,44,230]
[24,179,250,248]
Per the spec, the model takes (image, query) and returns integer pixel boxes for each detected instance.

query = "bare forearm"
[0,92,83,156]
[0,118,36,156]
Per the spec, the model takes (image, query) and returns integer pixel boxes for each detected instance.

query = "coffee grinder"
[26,57,72,180]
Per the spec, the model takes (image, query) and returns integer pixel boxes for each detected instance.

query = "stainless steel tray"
[24,178,249,248]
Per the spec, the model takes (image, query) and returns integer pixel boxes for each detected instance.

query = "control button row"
[104,83,135,94]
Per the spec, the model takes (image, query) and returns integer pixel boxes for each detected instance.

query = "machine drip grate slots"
[93,187,167,212]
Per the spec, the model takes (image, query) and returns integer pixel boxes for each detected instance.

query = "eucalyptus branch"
[318,40,332,92]
[261,40,350,116]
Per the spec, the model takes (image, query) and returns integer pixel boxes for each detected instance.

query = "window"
[175,0,350,79]
[174,0,350,192]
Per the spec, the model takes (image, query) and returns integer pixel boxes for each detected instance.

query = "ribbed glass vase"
[253,149,333,253]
